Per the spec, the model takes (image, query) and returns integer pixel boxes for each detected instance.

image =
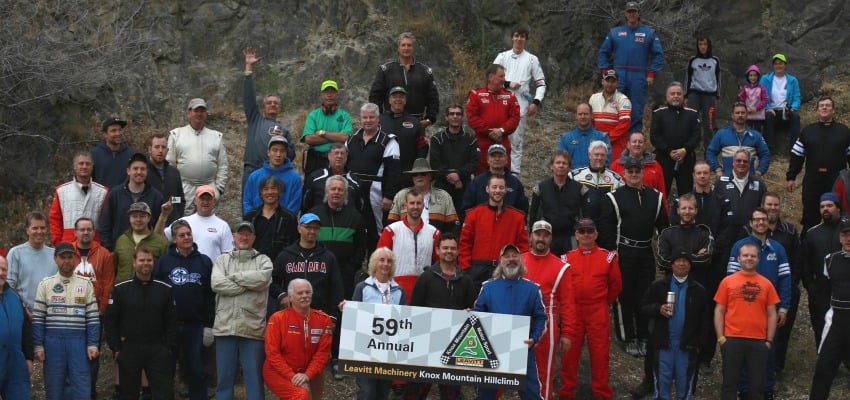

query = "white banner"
[338,301,531,389]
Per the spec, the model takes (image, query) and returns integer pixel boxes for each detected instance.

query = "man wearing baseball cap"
[588,69,631,160]
[598,1,664,133]
[243,135,303,215]
[114,202,169,281]
[167,97,229,215]
[761,53,801,152]
[160,185,234,263]
[91,117,135,189]
[474,243,547,400]
[381,86,428,188]
[98,153,165,251]
[461,143,529,214]
[523,220,577,400]
[301,79,353,175]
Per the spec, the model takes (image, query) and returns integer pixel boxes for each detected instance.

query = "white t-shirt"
[770,75,787,109]
[165,213,234,261]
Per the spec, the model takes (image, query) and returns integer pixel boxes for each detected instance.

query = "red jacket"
[466,86,520,174]
[459,204,528,269]
[264,307,334,381]
[564,245,622,305]
[72,241,115,314]
[522,251,577,339]
[49,180,108,245]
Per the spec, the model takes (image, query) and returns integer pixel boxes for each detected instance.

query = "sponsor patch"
[311,336,321,343]
[52,284,64,293]
[618,31,628,37]
[76,286,84,294]
[207,228,217,233]
[402,121,414,129]
[51,296,66,303]
[75,297,86,305]
[311,328,324,335]
[52,307,67,313]
[74,308,85,316]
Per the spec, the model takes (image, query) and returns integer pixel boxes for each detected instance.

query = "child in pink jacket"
[738,65,769,132]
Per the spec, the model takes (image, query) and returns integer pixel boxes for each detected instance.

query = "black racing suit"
[650,104,701,196]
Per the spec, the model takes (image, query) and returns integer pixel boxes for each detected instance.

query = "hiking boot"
[333,364,344,380]
[629,379,653,398]
[624,340,641,357]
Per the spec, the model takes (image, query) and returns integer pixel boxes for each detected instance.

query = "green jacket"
[113,230,169,281]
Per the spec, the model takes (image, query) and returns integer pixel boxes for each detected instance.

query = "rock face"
[1,0,847,195]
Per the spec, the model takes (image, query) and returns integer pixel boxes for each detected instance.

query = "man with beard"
[429,104,481,214]
[528,151,583,255]
[243,136,302,215]
[70,217,114,398]
[558,103,611,170]
[589,70,631,159]
[145,133,185,225]
[473,244,547,400]
[559,219,621,400]
[787,96,850,233]
[523,220,576,400]
[650,82,701,196]
[388,158,459,233]
[154,220,214,400]
[460,174,529,292]
[308,175,367,300]
[716,150,767,233]
[380,86,428,185]
[243,176,298,261]
[99,153,164,251]
[242,47,295,189]
[462,143,529,214]
[467,64,521,174]
[378,189,440,300]
[599,158,668,358]
[801,193,844,348]
[301,80,353,175]
[33,242,100,400]
[610,131,666,204]
[302,143,363,214]
[727,208,791,399]
[346,103,401,247]
[404,233,475,399]
[492,24,547,175]
[569,141,624,221]
[369,32,439,127]
[49,151,109,244]
[706,103,771,178]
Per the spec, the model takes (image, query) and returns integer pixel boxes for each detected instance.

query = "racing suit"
[429,127,481,214]
[557,127,611,170]
[263,307,333,400]
[466,86,521,174]
[376,217,440,301]
[369,59,440,125]
[588,90,631,159]
[559,245,621,400]
[33,273,100,400]
[810,249,850,399]
[346,128,401,247]
[801,218,842,347]
[787,120,850,232]
[705,126,771,177]
[493,49,547,174]
[598,24,664,133]
[523,251,576,400]
[568,167,624,221]
[474,275,547,400]
[650,104,701,196]
[49,178,108,245]
[380,110,428,180]
[459,204,529,290]
[609,150,667,205]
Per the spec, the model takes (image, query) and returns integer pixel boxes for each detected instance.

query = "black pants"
[720,337,768,400]
[774,284,800,370]
[117,343,174,400]
[808,280,832,347]
[657,152,695,197]
[801,175,838,233]
[698,254,727,364]
[810,309,850,399]
[613,246,655,342]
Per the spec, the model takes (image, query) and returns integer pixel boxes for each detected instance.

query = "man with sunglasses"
[706,102,771,178]
[716,149,767,233]
[429,104,480,215]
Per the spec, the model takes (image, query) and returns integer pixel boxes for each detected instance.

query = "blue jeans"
[215,336,264,400]
[177,323,206,400]
[44,335,90,400]
[654,339,697,400]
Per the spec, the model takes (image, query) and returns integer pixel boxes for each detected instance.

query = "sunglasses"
[447,112,463,116]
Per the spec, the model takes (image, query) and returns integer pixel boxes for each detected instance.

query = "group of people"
[3,1,850,400]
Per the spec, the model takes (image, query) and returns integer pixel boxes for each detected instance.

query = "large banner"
[338,301,531,389]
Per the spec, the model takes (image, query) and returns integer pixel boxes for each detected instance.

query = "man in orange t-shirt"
[714,242,779,400]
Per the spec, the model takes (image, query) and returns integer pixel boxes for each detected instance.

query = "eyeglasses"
[576,229,596,235]
[750,217,768,222]
[734,159,750,164]
[447,112,463,116]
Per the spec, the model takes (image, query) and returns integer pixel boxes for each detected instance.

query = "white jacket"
[493,49,547,113]
[211,249,272,340]
[49,179,109,244]
[167,125,228,193]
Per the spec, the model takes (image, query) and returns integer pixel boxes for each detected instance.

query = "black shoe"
[699,361,712,375]
[737,390,748,400]
[629,380,653,399]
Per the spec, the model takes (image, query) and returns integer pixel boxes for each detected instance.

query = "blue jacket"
[727,235,792,312]
[98,184,164,251]
[462,170,529,214]
[760,72,801,111]
[0,286,33,360]
[706,126,771,176]
[598,24,664,74]
[558,128,611,169]
[352,276,405,305]
[243,159,303,215]
[90,142,136,189]
[474,276,547,344]
[154,243,215,326]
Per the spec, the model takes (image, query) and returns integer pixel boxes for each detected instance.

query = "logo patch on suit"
[168,267,202,286]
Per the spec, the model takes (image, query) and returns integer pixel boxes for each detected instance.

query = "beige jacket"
[211,249,272,340]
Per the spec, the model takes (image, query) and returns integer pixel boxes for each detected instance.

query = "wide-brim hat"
[404,158,437,175]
